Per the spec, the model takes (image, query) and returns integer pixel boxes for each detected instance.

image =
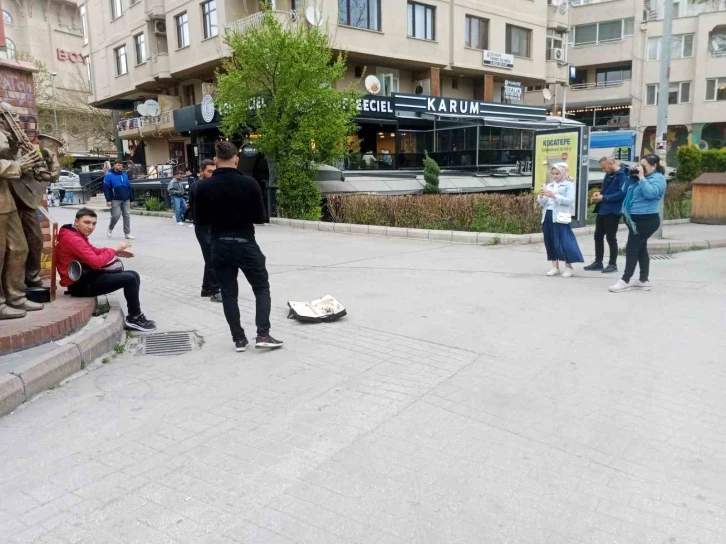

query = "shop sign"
[201,95,215,123]
[503,80,522,101]
[482,50,514,70]
[354,96,393,117]
[57,49,85,63]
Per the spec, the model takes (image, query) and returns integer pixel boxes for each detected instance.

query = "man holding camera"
[585,157,627,274]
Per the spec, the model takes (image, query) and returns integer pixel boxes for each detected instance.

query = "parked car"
[58,170,80,186]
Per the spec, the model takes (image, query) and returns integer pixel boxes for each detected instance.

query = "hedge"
[676,147,726,182]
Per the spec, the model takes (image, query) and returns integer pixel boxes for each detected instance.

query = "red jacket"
[56,225,117,287]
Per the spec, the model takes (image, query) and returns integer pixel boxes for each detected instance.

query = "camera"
[628,167,641,179]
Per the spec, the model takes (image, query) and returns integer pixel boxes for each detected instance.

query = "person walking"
[584,157,627,274]
[195,141,283,353]
[57,208,156,331]
[58,187,66,204]
[167,171,186,225]
[609,155,667,293]
[188,159,222,302]
[104,160,135,240]
[538,162,584,278]
[183,168,198,226]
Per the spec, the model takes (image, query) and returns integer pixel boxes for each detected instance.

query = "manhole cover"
[132,331,197,356]
[651,254,675,260]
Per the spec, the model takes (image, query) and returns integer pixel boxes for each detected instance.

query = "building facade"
[81,0,572,173]
[0,0,110,157]
[525,0,726,165]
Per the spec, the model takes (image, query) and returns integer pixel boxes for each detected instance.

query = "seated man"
[56,208,156,332]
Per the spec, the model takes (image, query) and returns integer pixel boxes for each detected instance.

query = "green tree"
[217,11,361,219]
[422,152,441,194]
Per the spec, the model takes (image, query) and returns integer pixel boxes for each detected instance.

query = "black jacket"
[195,167,267,239]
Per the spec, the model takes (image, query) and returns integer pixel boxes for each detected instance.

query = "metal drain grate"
[651,254,675,260]
[134,331,196,356]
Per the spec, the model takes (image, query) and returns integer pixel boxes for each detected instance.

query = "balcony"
[567,80,633,107]
[138,110,175,137]
[118,118,140,139]
[225,10,301,35]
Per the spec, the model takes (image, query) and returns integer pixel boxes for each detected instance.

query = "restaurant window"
[506,25,531,58]
[465,15,488,50]
[134,33,146,65]
[338,0,381,32]
[114,45,128,76]
[111,0,122,20]
[546,28,564,61]
[408,2,435,41]
[202,0,218,39]
[705,78,726,101]
[176,12,190,48]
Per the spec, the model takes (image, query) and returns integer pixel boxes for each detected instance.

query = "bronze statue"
[0,101,60,319]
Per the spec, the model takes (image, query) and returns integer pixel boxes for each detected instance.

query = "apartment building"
[81,0,576,172]
[0,0,106,156]
[525,0,726,165]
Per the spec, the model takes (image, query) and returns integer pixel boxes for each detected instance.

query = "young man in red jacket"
[57,208,156,331]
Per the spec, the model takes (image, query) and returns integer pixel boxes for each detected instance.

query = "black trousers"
[594,214,621,266]
[211,237,271,341]
[68,271,141,316]
[194,226,219,293]
[622,214,660,283]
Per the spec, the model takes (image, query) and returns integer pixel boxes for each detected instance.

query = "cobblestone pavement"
[2,209,726,544]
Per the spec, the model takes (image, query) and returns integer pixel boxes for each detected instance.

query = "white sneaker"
[546,267,560,277]
[125,234,135,240]
[188,224,195,228]
[609,279,632,293]
[631,280,652,291]
[177,221,184,225]
[562,268,574,278]
[107,230,112,237]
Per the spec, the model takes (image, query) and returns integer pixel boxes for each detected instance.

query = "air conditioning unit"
[413,79,431,96]
[152,19,167,35]
[553,48,565,61]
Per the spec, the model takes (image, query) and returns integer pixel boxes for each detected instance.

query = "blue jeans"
[171,196,186,223]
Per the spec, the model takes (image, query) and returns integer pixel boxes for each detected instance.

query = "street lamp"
[50,72,60,139]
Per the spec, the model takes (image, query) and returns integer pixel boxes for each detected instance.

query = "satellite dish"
[364,75,381,94]
[136,99,161,117]
[305,6,323,26]
[542,88,552,101]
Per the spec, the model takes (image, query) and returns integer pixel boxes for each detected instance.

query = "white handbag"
[556,212,572,224]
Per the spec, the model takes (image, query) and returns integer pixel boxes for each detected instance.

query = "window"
[114,45,128,75]
[80,6,88,44]
[465,15,488,50]
[338,0,380,32]
[0,38,16,60]
[546,28,565,61]
[111,0,122,19]
[706,78,726,101]
[646,81,691,105]
[176,12,189,48]
[408,2,435,41]
[647,34,695,60]
[3,9,12,24]
[183,84,196,107]
[202,0,218,39]
[506,25,532,58]
[595,65,631,86]
[573,18,634,46]
[85,55,93,93]
[134,33,146,65]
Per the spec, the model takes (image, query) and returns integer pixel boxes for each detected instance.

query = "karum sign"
[57,49,85,63]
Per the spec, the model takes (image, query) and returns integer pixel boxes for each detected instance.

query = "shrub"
[664,182,691,220]
[145,197,165,211]
[423,152,441,194]
[276,163,322,220]
[676,146,702,182]
[326,193,541,234]
[702,149,726,174]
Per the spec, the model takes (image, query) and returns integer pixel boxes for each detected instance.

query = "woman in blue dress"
[538,162,584,278]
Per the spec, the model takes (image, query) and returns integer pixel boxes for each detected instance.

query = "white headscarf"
[551,162,572,182]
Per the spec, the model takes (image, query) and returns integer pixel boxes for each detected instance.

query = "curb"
[0,296,125,418]
[269,217,699,248]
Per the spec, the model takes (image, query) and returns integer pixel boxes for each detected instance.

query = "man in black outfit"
[188,159,222,302]
[585,156,627,274]
[195,141,283,352]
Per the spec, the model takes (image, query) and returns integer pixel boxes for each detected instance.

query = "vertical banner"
[533,129,582,219]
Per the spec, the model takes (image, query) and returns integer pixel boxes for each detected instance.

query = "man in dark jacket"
[188,159,221,302]
[104,160,135,240]
[585,157,627,273]
[195,141,282,353]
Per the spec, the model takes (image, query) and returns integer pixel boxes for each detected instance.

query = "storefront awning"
[354,117,398,126]
[590,130,636,148]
